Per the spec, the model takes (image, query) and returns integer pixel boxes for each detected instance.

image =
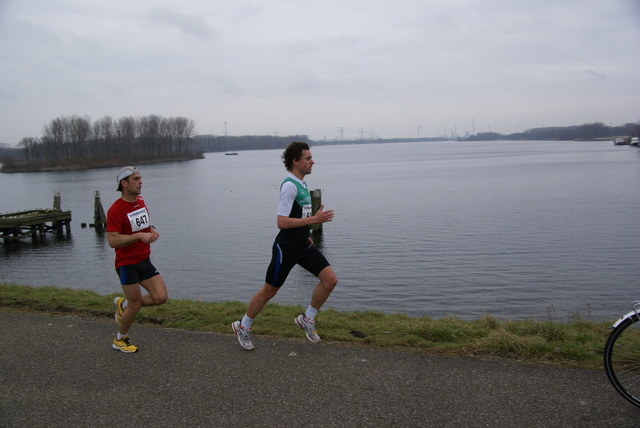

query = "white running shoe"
[232,321,255,351]
[295,314,321,343]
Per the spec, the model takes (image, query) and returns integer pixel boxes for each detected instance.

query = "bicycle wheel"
[604,315,640,407]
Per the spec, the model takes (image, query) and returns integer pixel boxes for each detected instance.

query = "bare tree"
[116,116,137,158]
[42,117,68,162]
[92,115,115,158]
[68,115,92,161]
[18,137,41,162]
[171,116,196,154]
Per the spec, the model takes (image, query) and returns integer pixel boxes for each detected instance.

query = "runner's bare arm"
[277,205,334,229]
[106,230,156,248]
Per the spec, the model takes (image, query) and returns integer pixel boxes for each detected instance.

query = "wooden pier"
[0,192,72,241]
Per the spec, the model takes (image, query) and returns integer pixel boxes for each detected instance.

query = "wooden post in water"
[52,191,65,234]
[51,191,71,235]
[310,189,322,234]
[94,191,107,228]
[53,191,61,210]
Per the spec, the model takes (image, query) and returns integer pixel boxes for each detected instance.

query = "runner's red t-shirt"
[106,196,152,268]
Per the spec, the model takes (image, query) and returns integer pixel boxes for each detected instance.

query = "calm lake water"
[1,140,639,322]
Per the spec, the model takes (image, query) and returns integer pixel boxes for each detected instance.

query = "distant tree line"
[1,114,199,172]
[465,121,639,141]
[192,134,310,152]
[2,117,638,173]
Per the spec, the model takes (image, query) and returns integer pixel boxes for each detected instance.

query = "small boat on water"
[225,152,238,156]
[613,138,627,146]
[631,137,639,147]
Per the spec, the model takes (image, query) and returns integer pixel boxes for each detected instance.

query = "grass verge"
[0,282,612,370]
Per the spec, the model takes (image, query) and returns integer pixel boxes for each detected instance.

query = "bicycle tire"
[604,315,640,407]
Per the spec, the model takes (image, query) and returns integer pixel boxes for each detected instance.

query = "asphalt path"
[0,311,637,427]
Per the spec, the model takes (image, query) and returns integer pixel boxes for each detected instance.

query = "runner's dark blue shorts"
[116,257,160,286]
[265,242,330,288]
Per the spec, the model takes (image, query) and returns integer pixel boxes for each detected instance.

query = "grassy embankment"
[0,283,613,370]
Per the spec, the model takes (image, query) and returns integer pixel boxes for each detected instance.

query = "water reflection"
[3,232,74,254]
[310,230,325,249]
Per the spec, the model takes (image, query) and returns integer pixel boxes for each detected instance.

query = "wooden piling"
[53,191,61,210]
[310,189,323,234]
[94,191,107,228]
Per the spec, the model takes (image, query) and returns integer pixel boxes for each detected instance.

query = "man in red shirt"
[106,166,168,353]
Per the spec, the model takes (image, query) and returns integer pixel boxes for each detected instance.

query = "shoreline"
[0,153,204,174]
[0,282,611,370]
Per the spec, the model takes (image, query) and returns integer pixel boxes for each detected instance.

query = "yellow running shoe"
[112,336,138,353]
[113,297,125,326]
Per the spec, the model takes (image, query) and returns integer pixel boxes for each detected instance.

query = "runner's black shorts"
[116,257,160,286]
[265,242,330,288]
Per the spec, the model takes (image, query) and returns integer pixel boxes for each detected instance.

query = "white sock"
[122,299,128,310]
[116,332,128,340]
[305,305,318,321]
[241,314,253,330]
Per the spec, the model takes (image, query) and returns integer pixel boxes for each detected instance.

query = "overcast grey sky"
[0,0,638,145]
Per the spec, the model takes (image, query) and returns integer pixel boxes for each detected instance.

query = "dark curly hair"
[281,142,310,171]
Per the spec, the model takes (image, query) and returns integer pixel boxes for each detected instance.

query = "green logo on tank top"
[282,177,312,217]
